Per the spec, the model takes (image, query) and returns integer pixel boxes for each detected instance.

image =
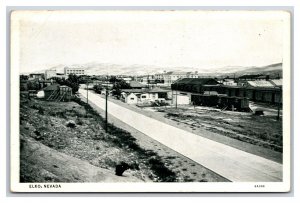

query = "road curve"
[79,89,282,182]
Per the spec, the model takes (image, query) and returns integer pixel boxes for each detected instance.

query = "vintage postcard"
[10,10,291,192]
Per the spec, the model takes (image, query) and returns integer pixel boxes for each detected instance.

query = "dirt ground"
[104,95,282,164]
[20,97,227,182]
[161,106,282,152]
[20,136,142,182]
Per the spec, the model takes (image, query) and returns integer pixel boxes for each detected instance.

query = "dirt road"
[79,89,282,182]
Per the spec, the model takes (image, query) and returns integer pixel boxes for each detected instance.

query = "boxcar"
[191,94,250,111]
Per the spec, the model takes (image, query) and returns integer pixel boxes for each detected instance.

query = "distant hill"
[28,62,282,77]
[214,63,282,78]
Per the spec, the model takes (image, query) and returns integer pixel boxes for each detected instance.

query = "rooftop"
[129,81,145,88]
[121,88,170,94]
[43,84,60,91]
[239,74,263,79]
[173,78,219,85]
[269,79,282,87]
[247,80,275,87]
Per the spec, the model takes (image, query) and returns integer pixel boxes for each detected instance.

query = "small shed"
[125,93,138,104]
[43,84,60,100]
[43,84,72,101]
[59,85,73,101]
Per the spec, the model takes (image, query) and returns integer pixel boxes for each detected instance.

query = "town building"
[154,72,165,83]
[135,75,156,85]
[163,71,189,86]
[121,88,170,105]
[269,79,283,88]
[42,84,72,102]
[171,78,220,104]
[29,73,44,81]
[121,77,133,83]
[171,78,220,93]
[45,69,57,79]
[64,67,85,76]
[55,73,67,79]
[186,71,199,79]
[172,78,282,104]
[129,81,146,89]
[220,79,237,86]
[153,71,200,86]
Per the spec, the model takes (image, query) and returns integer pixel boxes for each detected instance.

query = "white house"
[121,88,169,105]
[124,93,138,104]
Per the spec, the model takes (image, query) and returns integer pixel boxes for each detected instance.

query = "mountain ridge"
[27,62,282,77]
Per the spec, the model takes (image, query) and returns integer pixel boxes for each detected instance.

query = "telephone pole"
[105,75,108,132]
[85,80,90,117]
[175,90,178,109]
[86,81,89,105]
[277,87,282,121]
[175,82,178,109]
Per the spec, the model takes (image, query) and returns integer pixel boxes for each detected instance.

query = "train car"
[191,94,219,106]
[191,94,250,112]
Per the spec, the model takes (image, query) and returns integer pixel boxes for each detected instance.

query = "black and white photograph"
[10,10,291,192]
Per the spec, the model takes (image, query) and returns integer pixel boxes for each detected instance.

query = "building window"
[141,95,146,98]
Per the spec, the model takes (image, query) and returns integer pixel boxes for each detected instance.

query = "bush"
[38,108,44,115]
[30,104,45,115]
[66,120,76,128]
[148,157,177,182]
[50,111,67,119]
[72,97,178,182]
[76,118,84,125]
[53,74,80,94]
[93,85,103,94]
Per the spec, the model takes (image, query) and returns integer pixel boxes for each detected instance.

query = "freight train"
[191,94,251,112]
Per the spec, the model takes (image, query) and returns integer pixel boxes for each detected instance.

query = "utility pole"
[277,87,282,121]
[105,74,108,132]
[85,81,89,117]
[175,82,178,109]
[86,81,89,105]
[175,91,178,109]
[105,88,108,132]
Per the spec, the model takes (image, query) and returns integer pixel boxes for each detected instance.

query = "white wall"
[125,93,138,104]
[140,93,158,102]
[172,93,190,105]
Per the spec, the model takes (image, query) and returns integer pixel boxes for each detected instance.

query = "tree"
[114,80,130,89]
[20,75,29,80]
[109,76,121,83]
[27,80,40,90]
[53,74,80,94]
[112,80,130,96]
[93,84,103,94]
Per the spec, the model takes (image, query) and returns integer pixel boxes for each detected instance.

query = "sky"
[12,10,290,73]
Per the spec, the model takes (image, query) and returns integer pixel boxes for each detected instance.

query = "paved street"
[79,89,282,182]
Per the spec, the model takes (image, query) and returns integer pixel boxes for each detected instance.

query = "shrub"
[148,157,177,182]
[93,84,103,94]
[72,97,178,182]
[66,120,76,128]
[76,118,84,125]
